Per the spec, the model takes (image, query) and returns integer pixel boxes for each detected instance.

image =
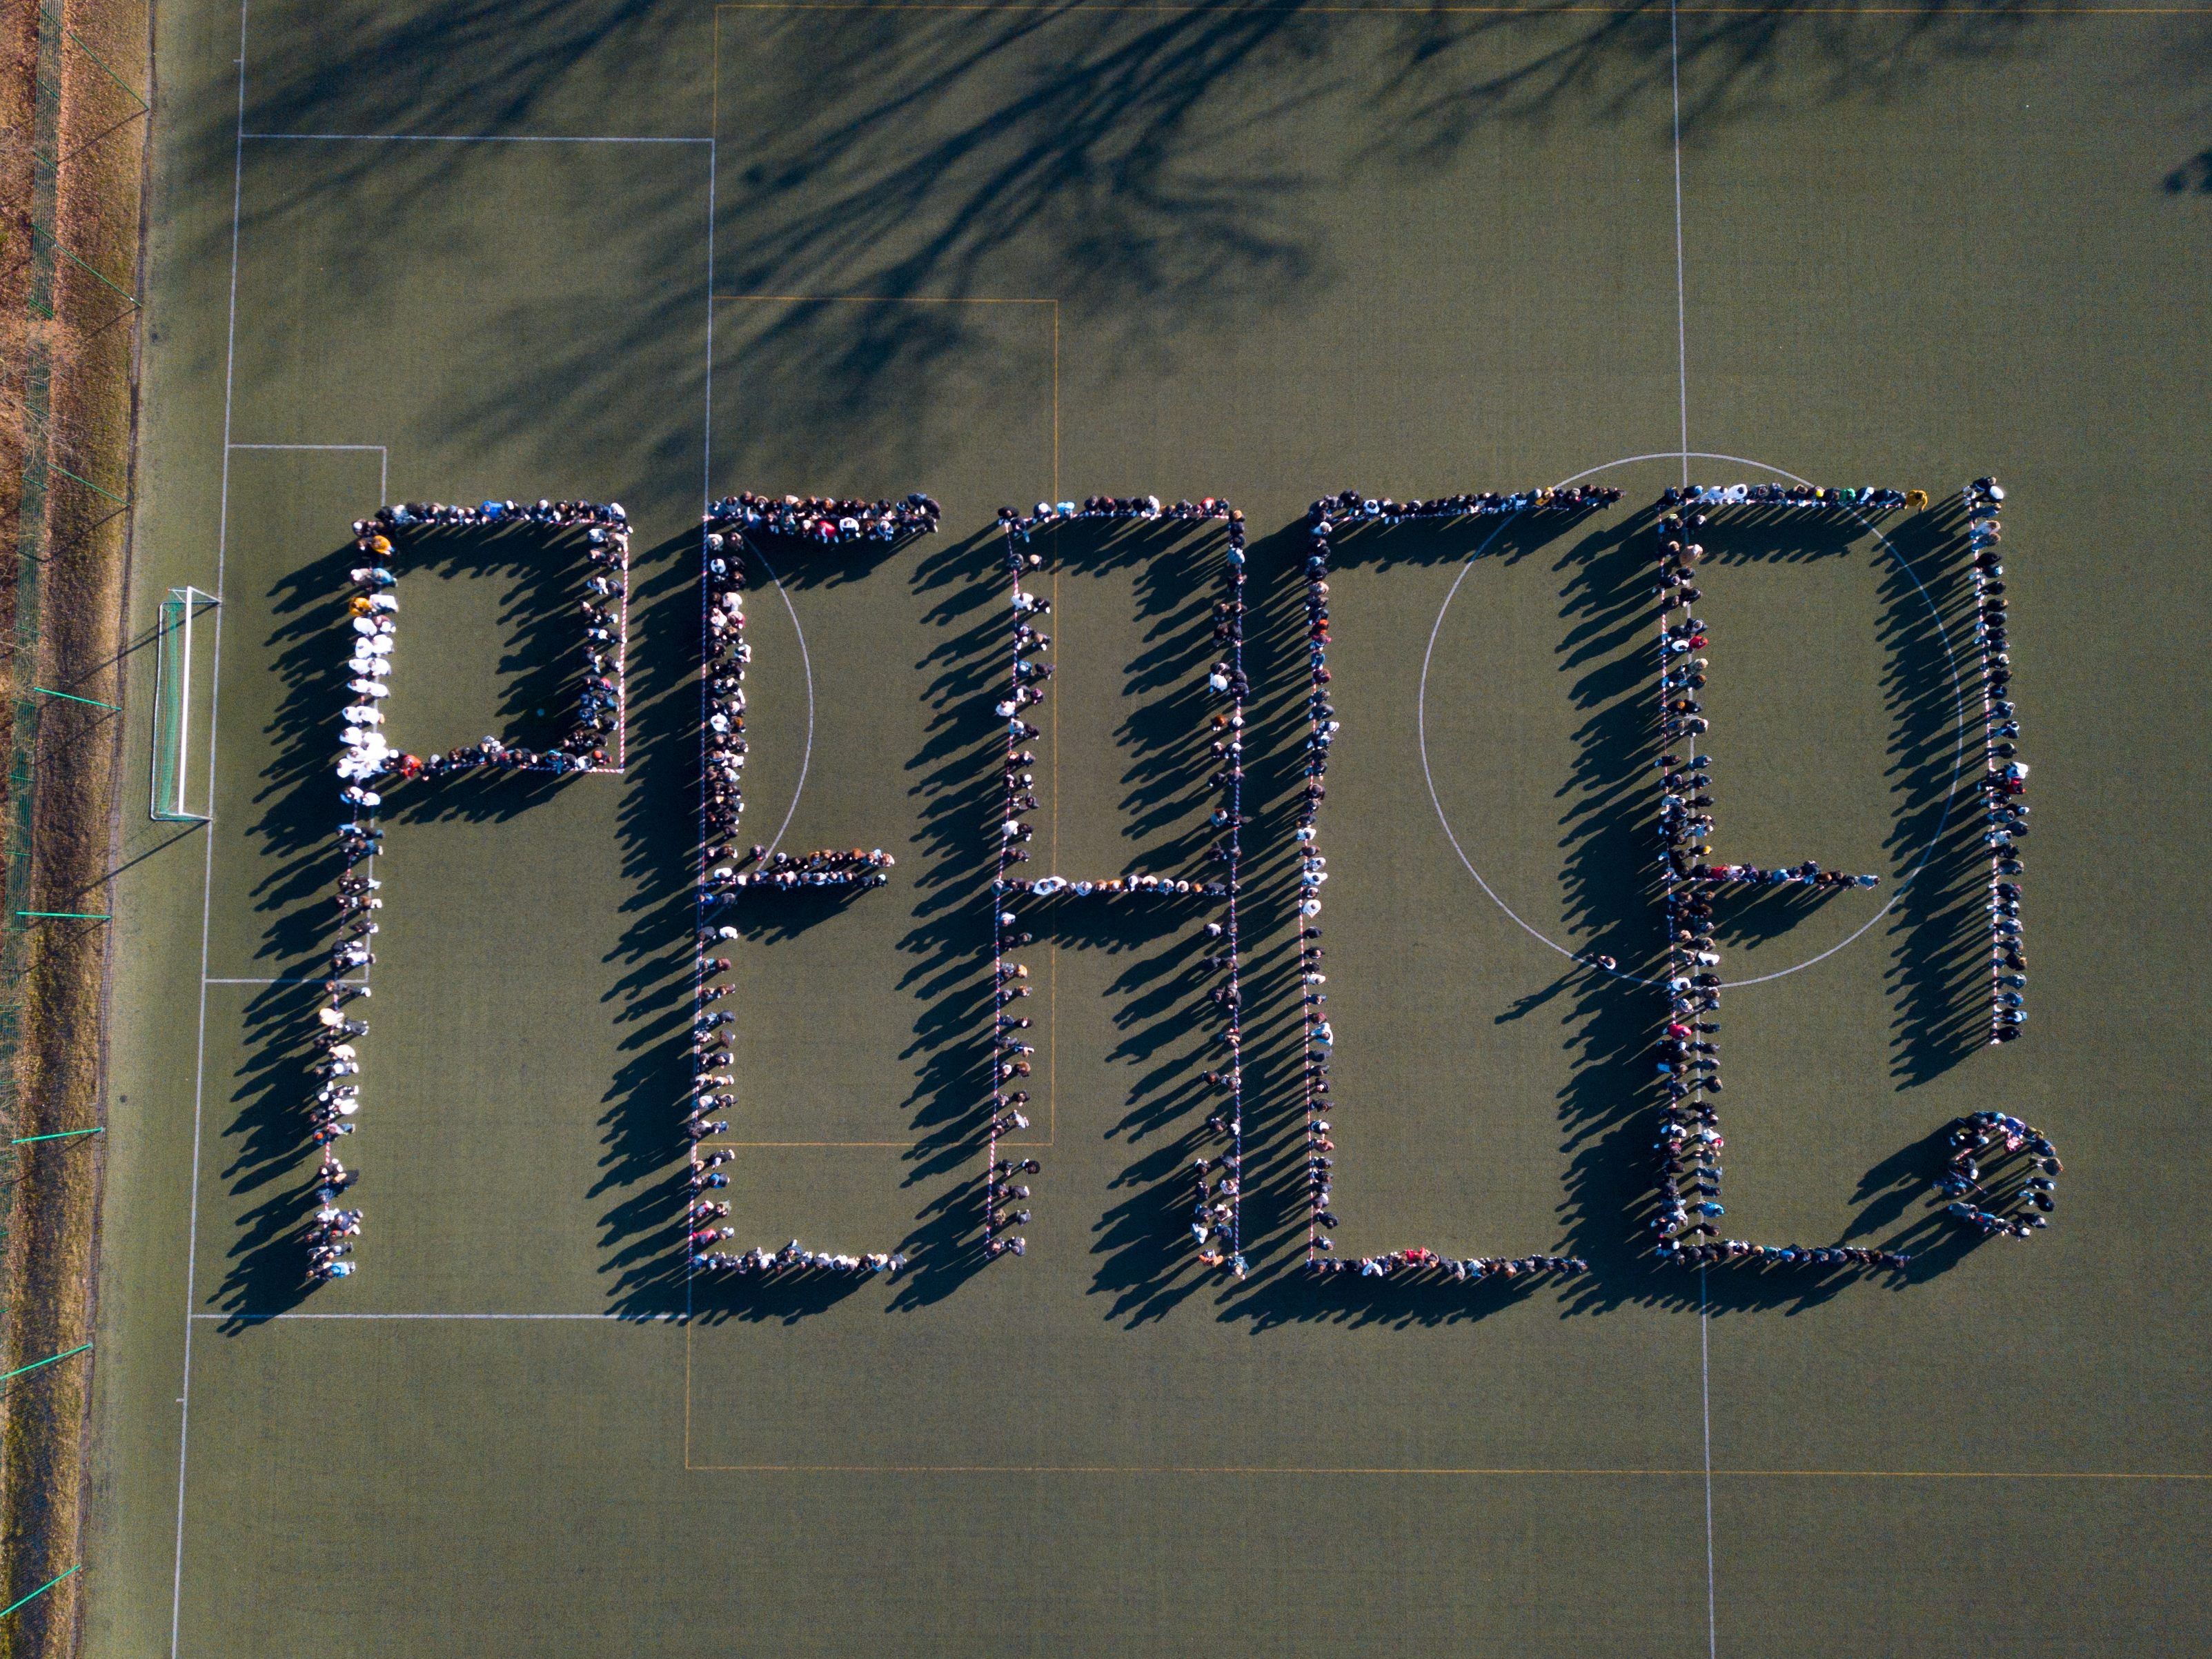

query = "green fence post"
[32,461,128,508]
[55,17,149,112]
[28,223,137,310]
[28,686,118,712]
[0,1564,81,1620]
[0,1342,89,1385]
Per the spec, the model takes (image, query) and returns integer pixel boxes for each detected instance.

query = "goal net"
[149,587,217,822]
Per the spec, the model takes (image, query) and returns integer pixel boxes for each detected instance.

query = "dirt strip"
[0,0,150,1651]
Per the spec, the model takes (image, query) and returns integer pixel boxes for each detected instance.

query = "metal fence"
[0,0,79,1148]
[0,3,150,1628]
[3,0,148,1004]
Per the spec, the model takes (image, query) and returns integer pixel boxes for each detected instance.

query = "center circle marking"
[1414,450,1969,989]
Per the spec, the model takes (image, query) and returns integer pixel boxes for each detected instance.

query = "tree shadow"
[222,0,2070,479]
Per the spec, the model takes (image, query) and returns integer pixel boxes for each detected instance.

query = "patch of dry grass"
[0,0,148,1651]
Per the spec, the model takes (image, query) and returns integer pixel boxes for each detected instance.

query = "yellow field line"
[1047,557,1060,1146]
[688,1463,1708,1473]
[684,1462,2212,1477]
[713,292,1058,304]
[717,3,2212,14]
[1726,1469,2212,1481]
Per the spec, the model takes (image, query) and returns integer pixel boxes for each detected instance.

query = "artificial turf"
[78,1,2212,1653]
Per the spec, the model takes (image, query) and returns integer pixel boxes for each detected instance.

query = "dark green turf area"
[81,1,2212,1653]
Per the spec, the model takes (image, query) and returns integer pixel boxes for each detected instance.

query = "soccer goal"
[149,586,219,822]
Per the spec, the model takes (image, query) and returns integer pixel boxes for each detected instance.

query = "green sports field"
[81,1,2212,1653]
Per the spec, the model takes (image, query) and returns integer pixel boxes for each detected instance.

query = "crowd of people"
[985,515,1049,1265]
[306,1198,363,1280]
[1296,507,1336,1263]
[700,530,751,885]
[1645,495,1907,1276]
[991,497,1251,1273]
[317,498,640,1284]
[996,495,1245,544]
[1308,1249,1590,1280]
[1663,1241,1909,1269]
[1937,1111,2058,1238]
[1683,864,1879,889]
[318,485,2031,1286]
[998,875,1227,897]
[401,735,603,777]
[1659,482,1925,512]
[1294,493,1601,1285]
[370,497,619,532]
[706,492,940,544]
[1303,485,1621,526]
[693,1242,909,1275]
[704,847,895,895]
[348,499,631,774]
[689,497,937,1280]
[317,559,388,1283]
[1198,514,1250,1275]
[1964,479,2028,1044]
